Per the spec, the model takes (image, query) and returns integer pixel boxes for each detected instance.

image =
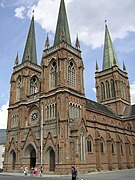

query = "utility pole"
[40,103,43,167]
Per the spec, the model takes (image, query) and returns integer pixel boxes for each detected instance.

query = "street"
[0,169,135,180]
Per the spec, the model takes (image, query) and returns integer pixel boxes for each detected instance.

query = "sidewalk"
[0,171,71,177]
[1,168,135,178]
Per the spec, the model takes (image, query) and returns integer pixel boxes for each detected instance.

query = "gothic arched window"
[16,75,22,101]
[100,137,105,153]
[68,62,76,88]
[121,81,124,99]
[50,61,57,88]
[106,81,111,99]
[112,139,115,154]
[87,135,93,153]
[110,79,115,98]
[16,76,22,101]
[121,81,127,100]
[123,82,126,100]
[30,76,38,95]
[45,103,56,119]
[120,140,124,155]
[101,82,105,101]
[69,102,81,118]
[80,128,85,161]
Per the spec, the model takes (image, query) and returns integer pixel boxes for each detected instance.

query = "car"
[0,168,3,172]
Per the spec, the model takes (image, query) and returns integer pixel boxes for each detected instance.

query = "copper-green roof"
[102,25,119,70]
[54,0,71,46]
[22,15,37,64]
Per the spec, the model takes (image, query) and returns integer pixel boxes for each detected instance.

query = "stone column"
[125,143,131,169]
[116,142,122,169]
[95,138,101,171]
[106,140,112,170]
[133,144,135,167]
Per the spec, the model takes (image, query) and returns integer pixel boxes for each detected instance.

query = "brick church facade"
[4,0,135,174]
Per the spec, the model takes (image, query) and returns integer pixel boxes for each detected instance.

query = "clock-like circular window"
[30,109,39,126]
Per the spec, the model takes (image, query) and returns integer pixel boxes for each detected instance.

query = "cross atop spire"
[32,10,35,16]
[22,14,37,64]
[54,0,71,46]
[102,24,119,70]
[104,19,107,24]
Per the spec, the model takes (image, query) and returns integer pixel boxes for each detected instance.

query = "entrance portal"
[50,149,55,171]
[11,150,16,170]
[24,144,36,168]
[30,148,36,168]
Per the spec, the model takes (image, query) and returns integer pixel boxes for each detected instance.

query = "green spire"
[102,24,119,70]
[54,0,71,46]
[22,15,37,64]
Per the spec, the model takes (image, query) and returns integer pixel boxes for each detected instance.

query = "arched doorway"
[11,150,16,170]
[50,149,55,171]
[24,144,36,168]
[30,148,36,168]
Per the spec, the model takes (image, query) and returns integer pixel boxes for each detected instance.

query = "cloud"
[18,0,135,49]
[14,6,25,19]
[0,101,8,129]
[92,88,96,94]
[0,2,4,8]
[2,0,38,7]
[14,0,38,6]
[130,82,135,105]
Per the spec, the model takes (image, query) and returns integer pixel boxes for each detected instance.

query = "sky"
[0,0,135,129]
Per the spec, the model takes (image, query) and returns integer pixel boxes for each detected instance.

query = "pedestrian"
[30,167,34,176]
[40,166,43,177]
[71,166,77,180]
[24,166,28,176]
[34,166,38,176]
[20,165,23,173]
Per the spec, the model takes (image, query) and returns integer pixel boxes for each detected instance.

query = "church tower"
[9,14,41,105]
[40,0,85,171]
[95,24,131,115]
[41,0,84,95]
[4,0,85,173]
[4,15,42,171]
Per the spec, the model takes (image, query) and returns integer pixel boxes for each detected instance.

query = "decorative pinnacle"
[113,58,116,65]
[14,53,19,66]
[96,60,99,72]
[123,61,127,71]
[75,34,80,49]
[45,33,50,49]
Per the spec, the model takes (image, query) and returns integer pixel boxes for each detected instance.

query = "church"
[3,0,135,174]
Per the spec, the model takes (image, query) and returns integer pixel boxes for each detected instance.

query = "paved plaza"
[0,169,135,180]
